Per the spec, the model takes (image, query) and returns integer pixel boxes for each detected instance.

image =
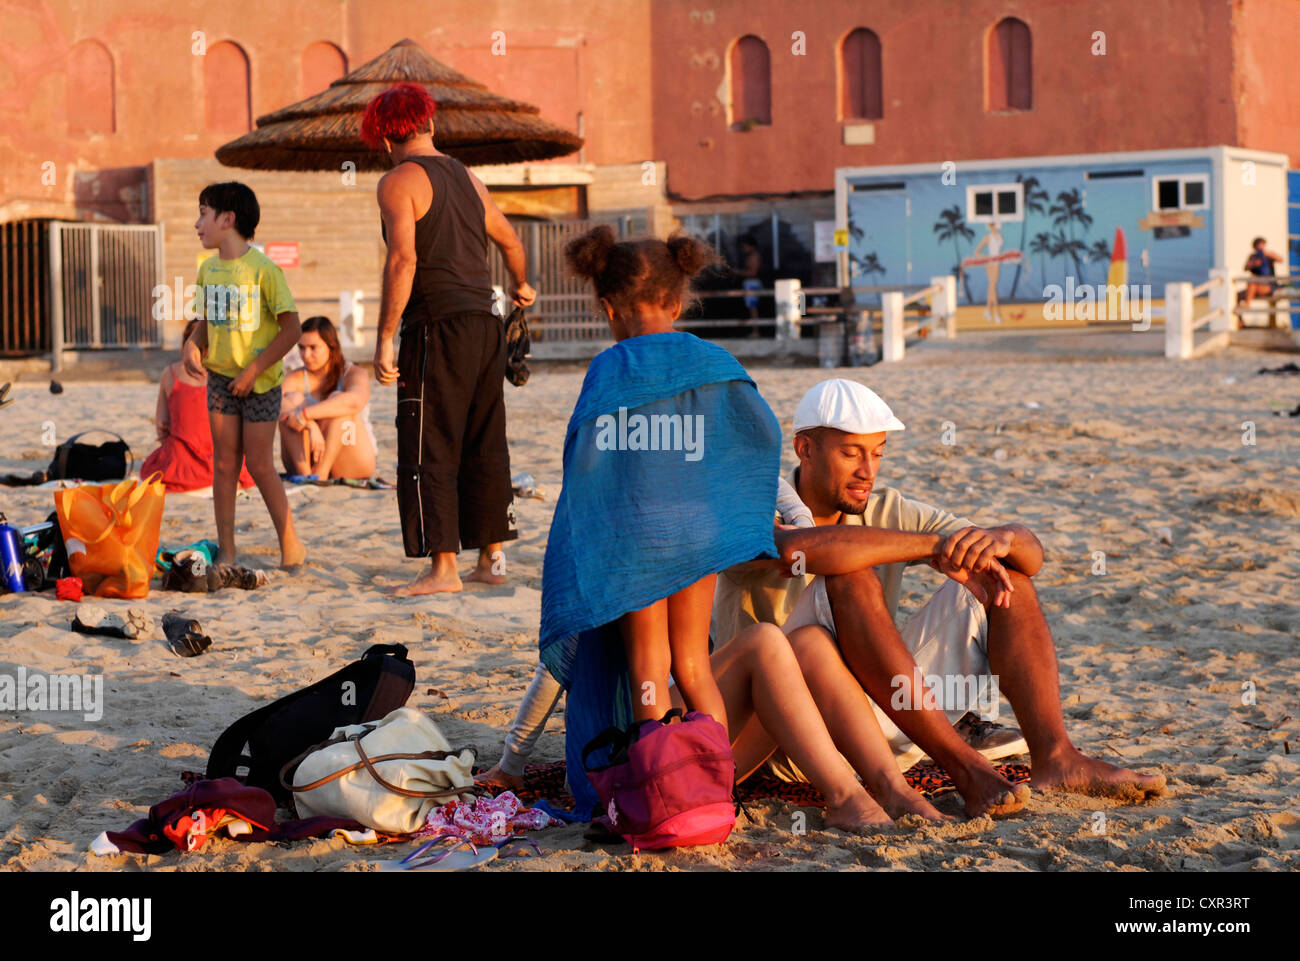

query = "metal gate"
[48,222,165,355]
[488,215,648,340]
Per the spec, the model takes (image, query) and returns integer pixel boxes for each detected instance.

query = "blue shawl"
[538,332,781,816]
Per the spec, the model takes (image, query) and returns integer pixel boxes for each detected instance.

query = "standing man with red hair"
[365,82,536,594]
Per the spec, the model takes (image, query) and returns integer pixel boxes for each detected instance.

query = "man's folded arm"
[772,525,943,576]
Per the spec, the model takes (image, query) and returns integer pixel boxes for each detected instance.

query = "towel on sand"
[538,332,781,816]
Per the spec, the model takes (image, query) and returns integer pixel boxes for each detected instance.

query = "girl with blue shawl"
[539,227,781,816]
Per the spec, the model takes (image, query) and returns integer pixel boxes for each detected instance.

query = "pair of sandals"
[372,835,541,872]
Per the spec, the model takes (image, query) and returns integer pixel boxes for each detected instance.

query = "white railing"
[1165,266,1294,359]
[880,276,957,362]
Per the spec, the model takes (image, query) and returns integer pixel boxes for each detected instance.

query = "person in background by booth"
[279,316,378,481]
[1238,236,1284,327]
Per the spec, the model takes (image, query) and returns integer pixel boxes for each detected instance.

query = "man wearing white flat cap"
[714,377,1166,815]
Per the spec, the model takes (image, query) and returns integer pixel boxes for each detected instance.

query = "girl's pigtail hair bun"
[565,224,618,279]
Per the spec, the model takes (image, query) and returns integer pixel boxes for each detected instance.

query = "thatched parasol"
[215,38,583,171]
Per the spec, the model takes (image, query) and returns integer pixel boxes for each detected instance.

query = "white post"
[774,278,802,341]
[1208,267,1232,334]
[48,221,64,372]
[1164,282,1194,359]
[338,290,364,347]
[881,290,905,362]
[930,275,957,339]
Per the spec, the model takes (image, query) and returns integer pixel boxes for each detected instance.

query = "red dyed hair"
[360,82,437,150]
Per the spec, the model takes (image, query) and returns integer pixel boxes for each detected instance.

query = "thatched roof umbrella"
[215,38,583,171]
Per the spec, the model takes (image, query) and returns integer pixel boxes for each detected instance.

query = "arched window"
[302,41,347,96]
[204,41,251,134]
[987,18,1032,111]
[840,28,882,120]
[67,40,115,134]
[729,35,771,128]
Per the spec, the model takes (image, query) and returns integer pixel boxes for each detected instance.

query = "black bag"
[504,306,531,387]
[206,644,416,806]
[47,429,133,481]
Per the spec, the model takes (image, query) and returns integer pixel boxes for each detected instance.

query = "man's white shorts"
[768,577,993,780]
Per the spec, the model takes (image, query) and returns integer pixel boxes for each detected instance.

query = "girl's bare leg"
[209,410,245,564]
[620,599,672,723]
[666,574,728,736]
[696,624,892,831]
[279,421,310,475]
[785,625,950,822]
[317,415,375,480]
[241,419,305,568]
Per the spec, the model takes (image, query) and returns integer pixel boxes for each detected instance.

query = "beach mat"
[495,759,1033,809]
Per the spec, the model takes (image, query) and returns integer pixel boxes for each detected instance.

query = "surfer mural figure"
[966,222,1022,325]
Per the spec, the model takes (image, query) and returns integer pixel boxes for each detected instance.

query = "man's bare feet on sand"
[951,764,1032,818]
[1031,748,1167,800]
[391,568,463,595]
[463,546,507,586]
[824,791,894,834]
[474,764,525,793]
[279,533,306,570]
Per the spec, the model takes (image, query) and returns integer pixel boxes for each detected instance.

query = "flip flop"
[371,837,498,872]
[493,836,542,860]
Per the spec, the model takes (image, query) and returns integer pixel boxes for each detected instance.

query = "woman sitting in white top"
[279,316,378,480]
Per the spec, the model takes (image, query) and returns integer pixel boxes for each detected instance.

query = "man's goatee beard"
[837,497,869,515]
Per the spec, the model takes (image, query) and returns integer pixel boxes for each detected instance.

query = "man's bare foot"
[216,552,237,566]
[391,568,463,595]
[475,764,525,793]
[279,533,306,569]
[951,764,1031,818]
[876,784,954,823]
[1032,748,1167,801]
[464,566,507,586]
[824,791,893,834]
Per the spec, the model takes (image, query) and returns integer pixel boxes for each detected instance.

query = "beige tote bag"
[286,707,477,834]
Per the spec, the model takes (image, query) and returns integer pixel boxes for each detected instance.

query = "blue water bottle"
[0,513,27,593]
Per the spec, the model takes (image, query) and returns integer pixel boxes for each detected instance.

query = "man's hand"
[511,281,536,308]
[230,366,257,397]
[930,553,1014,608]
[373,339,398,387]
[182,340,205,379]
[939,526,1015,573]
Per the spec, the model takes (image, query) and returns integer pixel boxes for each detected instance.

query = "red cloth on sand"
[141,378,255,492]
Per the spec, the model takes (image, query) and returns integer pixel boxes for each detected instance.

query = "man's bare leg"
[825,567,1029,817]
[785,625,951,822]
[464,542,507,584]
[392,552,463,595]
[698,624,893,832]
[987,569,1166,799]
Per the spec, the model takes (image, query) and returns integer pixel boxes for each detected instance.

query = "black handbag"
[47,429,132,481]
[504,306,531,387]
[206,644,417,806]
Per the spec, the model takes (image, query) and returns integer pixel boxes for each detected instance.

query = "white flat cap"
[793,378,905,434]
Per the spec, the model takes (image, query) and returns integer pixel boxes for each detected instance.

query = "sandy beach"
[1,340,1298,872]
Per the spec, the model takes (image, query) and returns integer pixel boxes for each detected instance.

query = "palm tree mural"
[1028,231,1053,289]
[853,251,886,280]
[1049,229,1085,287]
[1008,174,1049,299]
[1049,189,1094,282]
[1087,239,1111,285]
[933,205,975,303]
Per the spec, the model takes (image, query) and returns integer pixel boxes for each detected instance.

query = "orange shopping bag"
[53,474,165,598]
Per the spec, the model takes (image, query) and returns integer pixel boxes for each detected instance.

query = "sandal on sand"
[493,836,542,859]
[371,837,498,872]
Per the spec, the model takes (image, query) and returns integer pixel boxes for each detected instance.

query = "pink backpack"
[583,709,736,852]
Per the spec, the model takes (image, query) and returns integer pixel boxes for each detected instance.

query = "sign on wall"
[265,242,300,269]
